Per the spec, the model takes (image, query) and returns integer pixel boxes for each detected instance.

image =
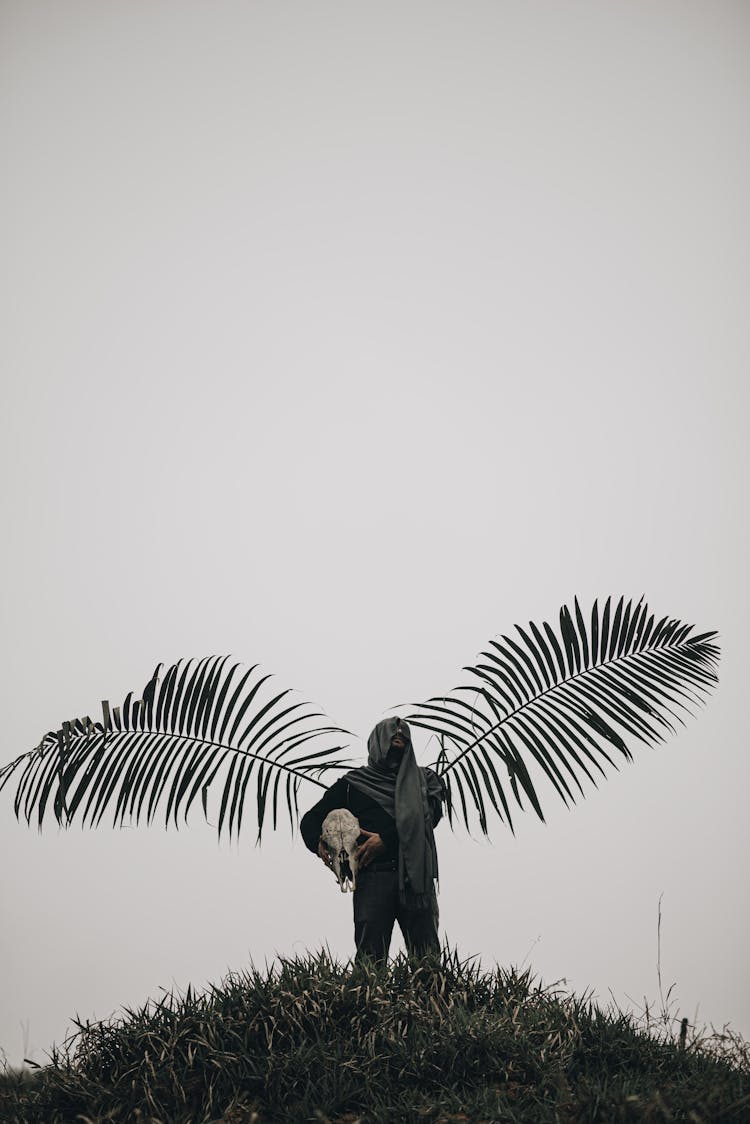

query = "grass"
[1,948,748,1123]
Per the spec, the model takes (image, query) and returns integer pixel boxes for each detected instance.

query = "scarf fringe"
[398,887,435,911]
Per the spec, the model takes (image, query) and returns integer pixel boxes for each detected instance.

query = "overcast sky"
[1,0,748,1070]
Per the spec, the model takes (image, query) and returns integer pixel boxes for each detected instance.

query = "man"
[300,717,446,962]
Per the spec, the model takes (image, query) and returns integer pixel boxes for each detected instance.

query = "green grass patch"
[1,949,748,1122]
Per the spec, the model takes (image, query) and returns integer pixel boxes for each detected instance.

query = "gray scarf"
[346,717,443,908]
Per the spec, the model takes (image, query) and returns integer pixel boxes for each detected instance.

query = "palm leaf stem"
[0,728,345,832]
[433,642,714,780]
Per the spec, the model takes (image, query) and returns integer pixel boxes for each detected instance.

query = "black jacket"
[300,777,444,862]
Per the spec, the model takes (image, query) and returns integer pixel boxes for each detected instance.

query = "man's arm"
[299,777,350,853]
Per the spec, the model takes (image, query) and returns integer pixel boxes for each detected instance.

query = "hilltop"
[1,950,748,1122]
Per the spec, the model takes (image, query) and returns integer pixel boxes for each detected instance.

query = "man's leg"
[353,869,398,964]
[396,885,440,958]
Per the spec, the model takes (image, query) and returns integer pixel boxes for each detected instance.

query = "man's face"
[386,728,406,769]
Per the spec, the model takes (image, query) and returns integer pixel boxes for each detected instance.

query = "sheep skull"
[321,808,361,892]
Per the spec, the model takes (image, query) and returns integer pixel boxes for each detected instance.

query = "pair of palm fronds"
[0,596,720,841]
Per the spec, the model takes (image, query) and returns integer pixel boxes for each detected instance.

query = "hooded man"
[300,717,446,962]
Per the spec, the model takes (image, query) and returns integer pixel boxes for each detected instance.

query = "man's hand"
[355,828,386,868]
[317,838,334,870]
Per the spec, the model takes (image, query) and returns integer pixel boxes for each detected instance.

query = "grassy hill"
[1,949,748,1123]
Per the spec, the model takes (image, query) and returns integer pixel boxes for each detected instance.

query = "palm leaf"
[406,596,719,834]
[0,656,351,842]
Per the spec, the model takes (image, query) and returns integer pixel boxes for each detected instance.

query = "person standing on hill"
[300,717,446,963]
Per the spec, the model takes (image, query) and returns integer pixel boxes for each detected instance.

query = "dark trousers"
[353,866,439,963]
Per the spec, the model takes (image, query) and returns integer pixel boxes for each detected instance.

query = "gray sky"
[1,0,748,1070]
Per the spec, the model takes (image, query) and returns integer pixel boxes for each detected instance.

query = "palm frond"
[0,656,352,842]
[407,596,719,835]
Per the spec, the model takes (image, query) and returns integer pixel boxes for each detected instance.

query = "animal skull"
[321,808,362,892]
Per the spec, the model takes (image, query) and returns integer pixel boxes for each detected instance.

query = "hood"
[366,717,413,772]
